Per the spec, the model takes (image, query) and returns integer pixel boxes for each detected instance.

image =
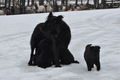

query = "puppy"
[34,39,54,68]
[84,44,101,71]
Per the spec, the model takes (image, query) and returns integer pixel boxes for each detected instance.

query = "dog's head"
[90,45,101,56]
[41,12,63,37]
[85,44,101,55]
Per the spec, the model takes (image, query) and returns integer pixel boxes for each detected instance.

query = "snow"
[0,8,120,80]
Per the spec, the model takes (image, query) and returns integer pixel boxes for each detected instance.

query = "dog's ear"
[86,44,92,48]
[87,44,92,46]
[97,46,101,49]
[98,46,101,49]
[47,12,53,19]
[95,46,101,49]
[57,15,64,19]
[54,15,63,23]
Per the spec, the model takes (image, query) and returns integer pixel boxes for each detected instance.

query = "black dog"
[40,12,72,67]
[84,44,101,71]
[28,12,72,67]
[33,39,54,68]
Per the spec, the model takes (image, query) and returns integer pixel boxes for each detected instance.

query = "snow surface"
[0,9,120,80]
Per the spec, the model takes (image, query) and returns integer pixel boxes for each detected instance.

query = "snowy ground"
[0,8,120,80]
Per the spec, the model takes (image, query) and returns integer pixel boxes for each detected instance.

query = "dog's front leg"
[53,43,61,67]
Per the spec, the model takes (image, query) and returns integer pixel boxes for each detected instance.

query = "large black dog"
[28,12,76,67]
[84,44,101,71]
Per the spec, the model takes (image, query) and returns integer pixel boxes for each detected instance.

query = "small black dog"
[33,39,54,68]
[84,44,101,71]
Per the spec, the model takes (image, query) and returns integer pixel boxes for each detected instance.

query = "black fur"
[60,49,79,64]
[28,23,46,66]
[28,12,72,67]
[84,44,101,71]
[33,39,54,68]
